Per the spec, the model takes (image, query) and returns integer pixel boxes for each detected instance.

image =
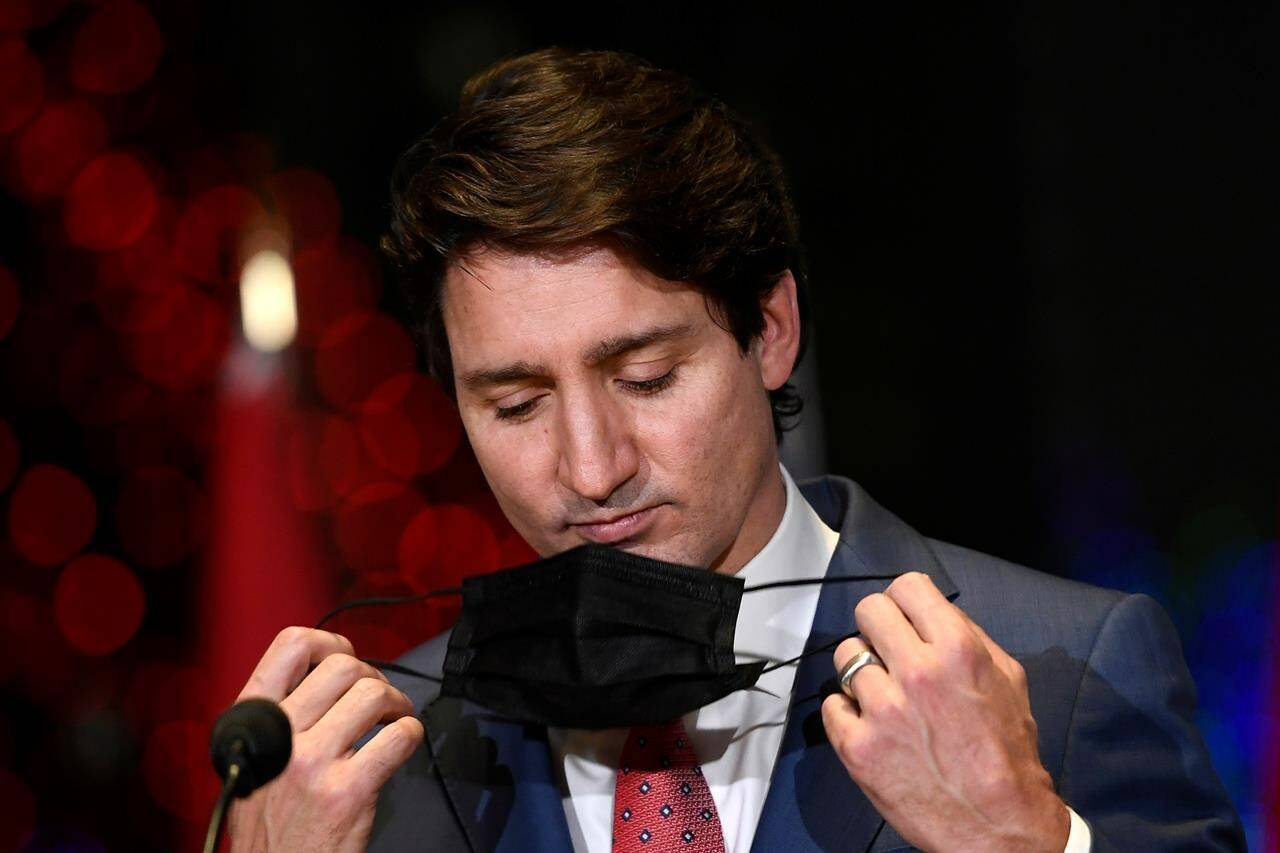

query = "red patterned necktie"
[611,718,726,852]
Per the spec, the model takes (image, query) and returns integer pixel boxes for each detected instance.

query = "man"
[228,48,1245,851]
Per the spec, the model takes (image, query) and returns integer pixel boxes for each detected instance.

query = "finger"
[821,692,871,776]
[832,636,893,712]
[853,592,923,671]
[238,627,356,702]
[279,653,388,732]
[882,571,968,644]
[345,715,426,795]
[306,677,415,758]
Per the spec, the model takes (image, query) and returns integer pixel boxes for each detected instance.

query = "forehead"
[440,243,707,371]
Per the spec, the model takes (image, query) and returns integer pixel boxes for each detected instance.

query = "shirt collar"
[732,464,841,663]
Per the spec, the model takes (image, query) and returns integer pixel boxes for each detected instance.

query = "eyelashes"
[493,367,680,422]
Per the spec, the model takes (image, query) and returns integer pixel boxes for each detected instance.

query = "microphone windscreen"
[210,698,292,797]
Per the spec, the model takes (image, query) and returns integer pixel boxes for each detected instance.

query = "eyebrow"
[458,322,696,392]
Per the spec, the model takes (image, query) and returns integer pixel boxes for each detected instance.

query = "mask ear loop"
[313,587,462,683]
[742,572,932,705]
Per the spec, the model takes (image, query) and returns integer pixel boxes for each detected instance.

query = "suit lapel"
[751,477,959,853]
[424,696,575,853]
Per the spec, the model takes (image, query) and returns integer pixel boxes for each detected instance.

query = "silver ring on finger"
[838,649,885,700]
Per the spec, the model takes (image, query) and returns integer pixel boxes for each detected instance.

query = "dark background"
[1,2,1275,849]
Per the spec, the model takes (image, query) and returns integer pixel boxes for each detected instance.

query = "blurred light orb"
[315,311,416,409]
[265,168,341,249]
[116,466,207,568]
[8,464,96,566]
[336,481,428,574]
[57,324,151,425]
[64,151,157,251]
[0,263,18,340]
[13,100,109,199]
[399,503,499,592]
[361,372,462,477]
[142,719,218,821]
[0,0,70,30]
[54,554,145,655]
[93,234,186,334]
[126,283,229,391]
[0,418,16,493]
[0,767,36,851]
[292,237,380,344]
[0,39,42,133]
[174,184,267,286]
[239,249,297,353]
[68,0,163,95]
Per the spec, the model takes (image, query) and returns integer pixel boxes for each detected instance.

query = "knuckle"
[312,769,356,812]
[840,730,873,772]
[288,746,323,781]
[1008,657,1027,685]
[897,656,938,692]
[274,625,311,648]
[324,652,367,681]
[353,676,389,703]
[854,592,885,621]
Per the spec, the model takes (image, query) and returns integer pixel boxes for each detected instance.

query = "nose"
[555,386,639,503]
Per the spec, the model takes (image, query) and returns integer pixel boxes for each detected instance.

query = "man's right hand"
[226,627,425,852]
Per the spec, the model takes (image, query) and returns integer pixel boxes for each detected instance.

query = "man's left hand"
[820,572,1070,853]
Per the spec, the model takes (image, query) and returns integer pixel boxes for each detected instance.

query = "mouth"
[568,504,664,545]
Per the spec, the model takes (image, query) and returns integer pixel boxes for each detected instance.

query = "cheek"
[462,414,559,528]
[640,357,771,497]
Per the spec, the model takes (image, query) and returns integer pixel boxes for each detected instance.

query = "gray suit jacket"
[367,475,1246,851]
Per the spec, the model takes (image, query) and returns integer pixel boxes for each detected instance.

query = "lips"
[569,505,661,544]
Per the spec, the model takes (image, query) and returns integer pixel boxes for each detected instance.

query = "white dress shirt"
[548,465,1092,853]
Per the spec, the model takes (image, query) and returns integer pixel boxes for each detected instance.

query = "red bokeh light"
[53,553,145,655]
[315,312,417,410]
[57,324,151,425]
[0,417,16,493]
[8,463,96,566]
[116,466,207,568]
[12,100,109,199]
[0,0,70,31]
[336,481,428,574]
[173,184,267,286]
[285,411,384,510]
[0,263,17,340]
[64,151,157,251]
[0,768,36,852]
[125,283,229,391]
[141,719,218,822]
[265,168,341,250]
[398,503,500,592]
[68,0,163,95]
[292,237,381,344]
[0,39,42,133]
[359,372,462,479]
[94,233,187,334]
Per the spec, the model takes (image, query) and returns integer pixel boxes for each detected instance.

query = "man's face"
[440,242,797,572]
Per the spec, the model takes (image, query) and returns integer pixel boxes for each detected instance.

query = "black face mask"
[317,543,901,730]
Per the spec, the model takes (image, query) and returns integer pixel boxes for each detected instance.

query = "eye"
[619,367,678,395]
[494,396,543,421]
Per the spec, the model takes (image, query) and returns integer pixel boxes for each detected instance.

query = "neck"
[708,457,787,575]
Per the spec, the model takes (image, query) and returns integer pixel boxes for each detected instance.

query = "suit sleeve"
[1057,593,1246,852]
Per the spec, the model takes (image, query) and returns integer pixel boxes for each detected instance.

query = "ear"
[756,269,802,392]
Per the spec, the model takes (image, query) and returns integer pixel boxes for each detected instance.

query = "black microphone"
[204,698,292,853]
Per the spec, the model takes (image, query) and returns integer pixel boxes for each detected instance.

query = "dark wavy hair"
[382,47,810,440]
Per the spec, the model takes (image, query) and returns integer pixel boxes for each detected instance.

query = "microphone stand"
[203,742,244,853]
